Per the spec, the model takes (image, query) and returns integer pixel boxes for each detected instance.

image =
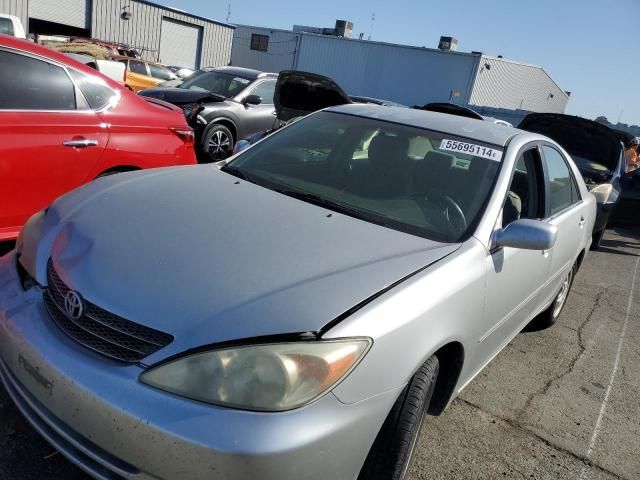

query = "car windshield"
[223,111,503,242]
[179,71,252,98]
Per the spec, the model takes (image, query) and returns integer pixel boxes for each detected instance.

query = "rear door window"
[248,80,276,104]
[128,60,148,75]
[68,69,116,110]
[0,50,76,110]
[543,146,579,215]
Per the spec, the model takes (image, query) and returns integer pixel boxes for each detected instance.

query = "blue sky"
[164,0,639,125]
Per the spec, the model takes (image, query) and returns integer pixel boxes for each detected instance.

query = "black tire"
[358,356,439,480]
[590,229,605,250]
[201,123,234,162]
[524,264,576,331]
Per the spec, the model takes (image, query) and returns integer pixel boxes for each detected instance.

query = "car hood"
[138,86,225,105]
[519,113,622,179]
[44,167,459,358]
[274,70,352,121]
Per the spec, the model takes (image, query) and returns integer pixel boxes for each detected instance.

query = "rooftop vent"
[335,20,353,38]
[438,36,458,52]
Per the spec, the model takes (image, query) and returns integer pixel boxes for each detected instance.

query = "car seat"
[358,134,409,197]
[502,191,522,226]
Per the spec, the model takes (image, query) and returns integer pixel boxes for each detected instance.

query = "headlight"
[182,103,201,122]
[588,183,618,204]
[140,339,371,411]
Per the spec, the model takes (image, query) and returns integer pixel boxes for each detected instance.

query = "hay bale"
[49,43,112,60]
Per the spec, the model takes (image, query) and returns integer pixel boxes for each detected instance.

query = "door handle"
[63,139,98,148]
[579,217,586,228]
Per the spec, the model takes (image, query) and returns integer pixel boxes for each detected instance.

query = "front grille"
[44,260,173,362]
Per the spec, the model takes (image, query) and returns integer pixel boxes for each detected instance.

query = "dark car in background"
[139,66,280,162]
[416,102,514,126]
[610,129,640,227]
[415,102,485,120]
[519,113,625,248]
[350,95,406,107]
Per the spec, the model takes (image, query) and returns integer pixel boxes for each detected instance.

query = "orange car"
[115,56,177,92]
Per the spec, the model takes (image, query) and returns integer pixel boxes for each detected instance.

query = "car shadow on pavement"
[598,228,640,256]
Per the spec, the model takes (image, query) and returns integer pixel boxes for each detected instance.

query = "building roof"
[326,104,521,147]
[232,23,296,34]
[133,0,235,29]
[479,55,569,101]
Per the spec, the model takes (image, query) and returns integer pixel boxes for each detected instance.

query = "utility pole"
[226,3,231,23]
[368,12,375,40]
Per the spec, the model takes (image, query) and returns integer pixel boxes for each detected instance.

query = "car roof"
[204,65,277,79]
[325,103,521,147]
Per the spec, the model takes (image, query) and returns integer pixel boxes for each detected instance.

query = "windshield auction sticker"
[439,139,503,161]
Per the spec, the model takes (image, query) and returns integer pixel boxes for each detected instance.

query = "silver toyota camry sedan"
[0,104,595,480]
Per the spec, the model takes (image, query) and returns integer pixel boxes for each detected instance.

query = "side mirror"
[243,94,262,106]
[493,219,558,251]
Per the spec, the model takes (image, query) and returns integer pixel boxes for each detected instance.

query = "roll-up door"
[159,18,201,69]
[29,0,89,29]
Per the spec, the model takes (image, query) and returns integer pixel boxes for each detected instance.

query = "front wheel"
[201,124,234,162]
[358,356,439,480]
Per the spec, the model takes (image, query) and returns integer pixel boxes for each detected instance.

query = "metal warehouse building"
[231,24,569,114]
[0,0,233,68]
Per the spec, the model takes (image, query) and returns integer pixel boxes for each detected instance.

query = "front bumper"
[593,202,616,234]
[0,252,397,480]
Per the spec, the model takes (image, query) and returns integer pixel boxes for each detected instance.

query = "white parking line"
[577,256,640,480]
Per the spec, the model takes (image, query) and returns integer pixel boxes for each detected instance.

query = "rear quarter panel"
[90,94,196,175]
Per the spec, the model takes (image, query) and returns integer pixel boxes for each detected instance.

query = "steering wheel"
[424,192,468,235]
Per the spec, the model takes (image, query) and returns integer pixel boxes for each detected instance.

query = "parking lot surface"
[1,228,639,479]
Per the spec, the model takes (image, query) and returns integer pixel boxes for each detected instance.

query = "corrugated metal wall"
[230,25,297,72]
[0,0,28,30]
[29,0,89,29]
[294,34,481,107]
[470,56,569,113]
[91,0,233,67]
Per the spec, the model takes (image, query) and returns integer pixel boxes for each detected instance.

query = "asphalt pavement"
[1,228,639,479]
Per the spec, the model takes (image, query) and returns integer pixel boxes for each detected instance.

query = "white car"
[63,53,126,85]
[0,14,26,39]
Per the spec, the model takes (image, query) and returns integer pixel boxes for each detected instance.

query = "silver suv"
[140,66,279,162]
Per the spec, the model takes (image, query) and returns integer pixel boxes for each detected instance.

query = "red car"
[0,35,196,242]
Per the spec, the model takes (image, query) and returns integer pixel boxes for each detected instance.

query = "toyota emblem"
[63,290,84,320]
